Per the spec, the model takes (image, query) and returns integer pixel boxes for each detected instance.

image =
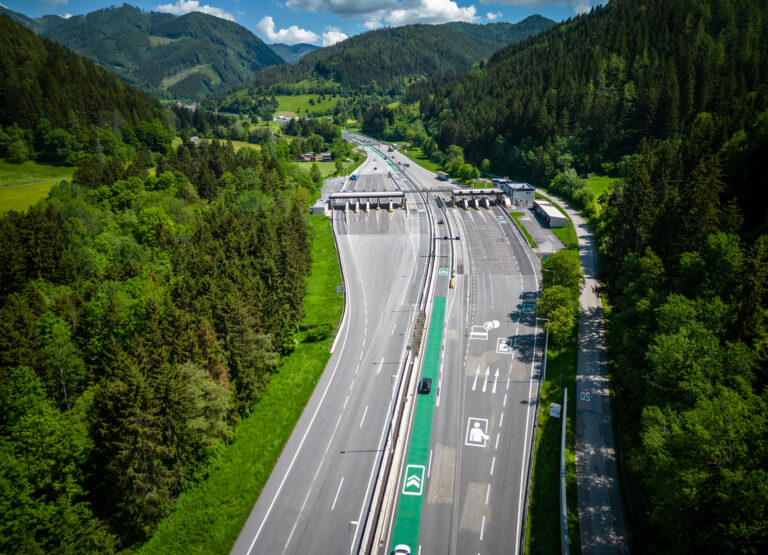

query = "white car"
[392,546,411,555]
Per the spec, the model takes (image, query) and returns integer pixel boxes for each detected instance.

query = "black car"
[438,219,444,224]
[418,377,432,394]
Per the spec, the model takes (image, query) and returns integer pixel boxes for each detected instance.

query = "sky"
[1,0,604,46]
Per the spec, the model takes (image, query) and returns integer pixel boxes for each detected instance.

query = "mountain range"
[0,3,284,102]
[268,43,320,65]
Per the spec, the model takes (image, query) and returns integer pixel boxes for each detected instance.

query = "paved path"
[537,190,629,554]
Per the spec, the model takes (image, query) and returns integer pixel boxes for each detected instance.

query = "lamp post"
[536,317,550,382]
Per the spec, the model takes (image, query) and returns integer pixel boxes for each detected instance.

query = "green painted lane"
[368,147,399,172]
[390,296,447,552]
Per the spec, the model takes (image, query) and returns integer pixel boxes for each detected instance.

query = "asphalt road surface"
[381,148,543,555]
[231,149,431,554]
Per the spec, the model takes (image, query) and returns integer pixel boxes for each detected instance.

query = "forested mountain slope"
[248,24,506,93]
[415,0,768,551]
[24,4,284,101]
[0,15,165,130]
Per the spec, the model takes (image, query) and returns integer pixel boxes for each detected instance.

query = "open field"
[139,215,344,554]
[0,159,74,188]
[0,160,74,213]
[583,175,617,214]
[275,94,342,117]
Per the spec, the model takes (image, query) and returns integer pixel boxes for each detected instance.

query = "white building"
[492,178,535,206]
[533,200,568,228]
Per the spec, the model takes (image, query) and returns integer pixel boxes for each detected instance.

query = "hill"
[268,43,320,65]
[12,4,285,101]
[443,15,555,43]
[0,15,165,131]
[247,24,508,93]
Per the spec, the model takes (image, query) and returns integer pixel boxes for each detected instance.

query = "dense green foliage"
[15,4,284,101]
[268,43,320,65]
[0,15,165,132]
[0,133,326,550]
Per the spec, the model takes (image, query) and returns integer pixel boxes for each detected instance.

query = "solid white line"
[500,412,504,428]
[331,477,344,511]
[391,321,397,335]
[343,395,349,409]
[482,366,489,393]
[428,449,433,478]
[485,483,491,505]
[359,405,368,428]
[490,457,496,476]
[480,515,486,541]
[436,376,441,407]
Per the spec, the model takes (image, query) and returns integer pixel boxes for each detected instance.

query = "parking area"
[511,206,565,254]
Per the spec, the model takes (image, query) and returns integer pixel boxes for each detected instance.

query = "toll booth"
[329,191,407,211]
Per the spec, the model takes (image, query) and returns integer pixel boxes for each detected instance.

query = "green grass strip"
[509,212,538,248]
[525,334,581,554]
[140,215,343,554]
[390,296,447,552]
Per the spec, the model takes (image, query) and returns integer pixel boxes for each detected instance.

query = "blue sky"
[1,0,604,46]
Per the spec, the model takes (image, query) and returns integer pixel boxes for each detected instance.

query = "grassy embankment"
[525,334,581,554]
[535,192,578,250]
[0,159,74,213]
[509,212,538,248]
[400,146,441,173]
[140,215,344,554]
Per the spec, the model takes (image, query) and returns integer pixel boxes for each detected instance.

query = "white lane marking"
[436,376,441,407]
[492,368,499,394]
[485,483,491,505]
[359,406,368,428]
[490,457,496,476]
[349,379,355,393]
[428,449,433,478]
[482,366,489,393]
[503,393,507,407]
[500,412,504,427]
[515,321,539,555]
[472,367,479,391]
[331,477,344,511]
[391,321,397,335]
[343,395,349,409]
[495,433,500,450]
[480,515,486,541]
[377,358,383,375]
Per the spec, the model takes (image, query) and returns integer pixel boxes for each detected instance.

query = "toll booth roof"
[451,188,504,196]
[329,191,405,199]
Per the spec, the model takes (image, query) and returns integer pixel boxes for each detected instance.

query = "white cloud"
[256,15,321,45]
[155,1,235,21]
[486,11,502,20]
[479,1,601,16]
[287,1,478,25]
[322,26,348,46]
[63,13,72,18]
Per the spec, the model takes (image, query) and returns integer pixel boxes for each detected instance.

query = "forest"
[0,14,353,551]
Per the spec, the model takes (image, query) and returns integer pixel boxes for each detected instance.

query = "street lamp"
[536,317,550,382]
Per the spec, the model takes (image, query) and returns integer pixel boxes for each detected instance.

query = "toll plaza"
[328,191,407,213]
[450,188,508,210]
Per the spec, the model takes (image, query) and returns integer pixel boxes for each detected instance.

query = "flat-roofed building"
[533,199,568,227]
[492,178,535,206]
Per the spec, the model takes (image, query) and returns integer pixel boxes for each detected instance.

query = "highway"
[232,134,543,555]
[231,146,433,554]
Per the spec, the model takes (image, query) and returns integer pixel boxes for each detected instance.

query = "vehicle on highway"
[418,378,432,394]
[350,173,358,180]
[438,219,444,224]
[393,545,411,555]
